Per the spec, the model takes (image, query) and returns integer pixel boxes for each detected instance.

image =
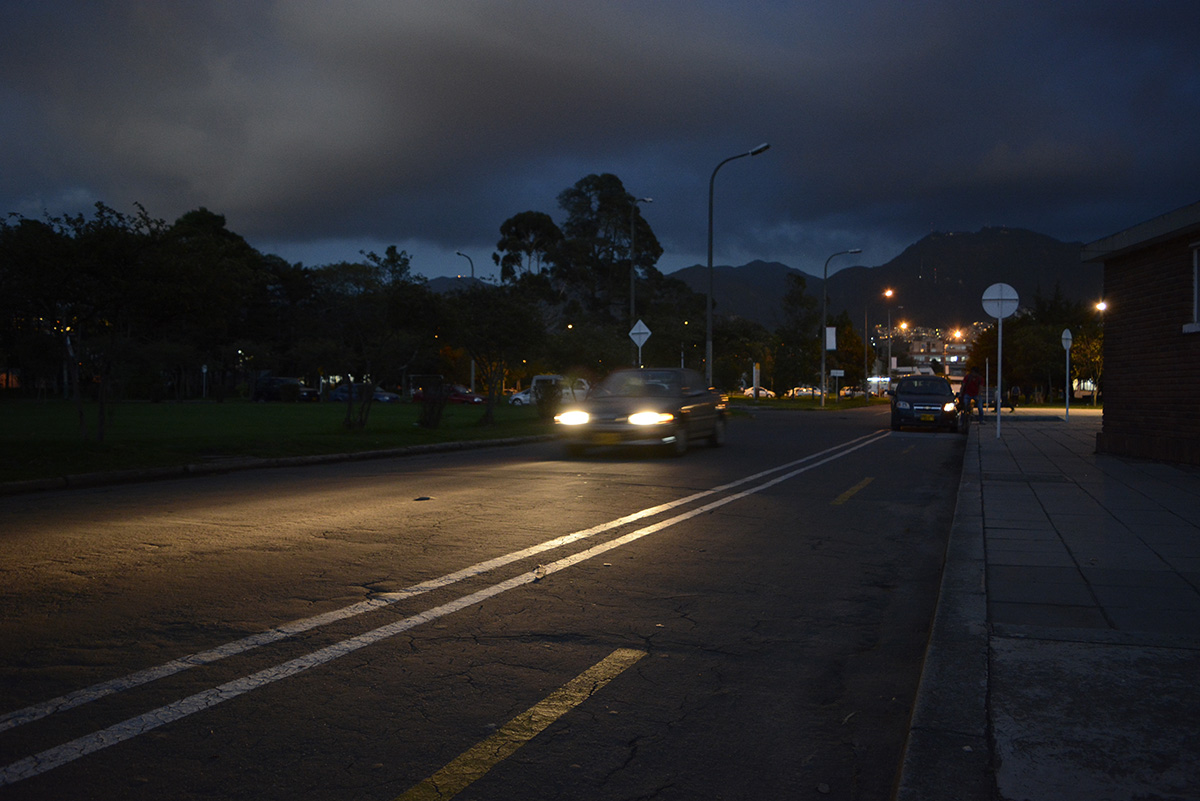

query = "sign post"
[629,320,651,368]
[1062,329,1073,422]
[982,283,1019,439]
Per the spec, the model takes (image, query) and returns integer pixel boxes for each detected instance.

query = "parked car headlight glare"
[555,410,589,425]
[628,411,675,426]
[943,401,957,413]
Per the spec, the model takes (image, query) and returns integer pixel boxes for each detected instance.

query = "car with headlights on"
[554,367,726,456]
[888,375,965,432]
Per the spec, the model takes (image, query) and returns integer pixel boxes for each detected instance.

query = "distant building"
[1082,200,1200,465]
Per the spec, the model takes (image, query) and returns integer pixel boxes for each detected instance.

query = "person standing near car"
[962,366,984,422]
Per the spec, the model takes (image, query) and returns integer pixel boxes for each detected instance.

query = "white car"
[742,387,775,398]
[508,388,534,405]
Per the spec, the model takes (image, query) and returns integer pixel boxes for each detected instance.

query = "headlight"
[555,410,590,425]
[628,411,675,426]
[896,400,911,409]
[943,401,958,413]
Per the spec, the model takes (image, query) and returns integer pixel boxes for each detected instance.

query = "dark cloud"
[3,1,1197,278]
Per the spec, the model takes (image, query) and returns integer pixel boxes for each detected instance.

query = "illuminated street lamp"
[820,248,862,407]
[706,143,771,386]
[883,289,896,380]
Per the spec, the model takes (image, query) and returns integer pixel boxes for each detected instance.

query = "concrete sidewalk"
[897,407,1200,800]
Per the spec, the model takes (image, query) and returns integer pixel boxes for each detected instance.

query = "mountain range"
[669,227,1102,331]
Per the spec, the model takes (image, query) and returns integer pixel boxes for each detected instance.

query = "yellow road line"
[395,648,647,801]
[832,477,874,505]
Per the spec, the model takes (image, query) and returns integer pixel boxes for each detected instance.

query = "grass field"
[1,395,895,485]
[0,399,550,483]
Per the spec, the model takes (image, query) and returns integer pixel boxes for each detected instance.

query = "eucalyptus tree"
[492,210,564,282]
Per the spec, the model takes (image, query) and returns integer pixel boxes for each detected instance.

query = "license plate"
[920,414,935,422]
[594,433,622,445]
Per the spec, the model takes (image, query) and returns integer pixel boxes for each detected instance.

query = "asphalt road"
[0,405,965,800]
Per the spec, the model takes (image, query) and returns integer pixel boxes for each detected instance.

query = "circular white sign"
[982,283,1019,319]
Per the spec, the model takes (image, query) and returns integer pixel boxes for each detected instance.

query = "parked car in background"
[508,388,534,405]
[328,383,402,403]
[784,386,819,398]
[888,375,964,433]
[412,383,484,404]
[742,386,775,398]
[531,374,590,403]
[554,367,726,457]
[253,377,319,402]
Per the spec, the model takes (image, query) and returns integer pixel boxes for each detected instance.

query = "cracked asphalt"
[0,407,963,800]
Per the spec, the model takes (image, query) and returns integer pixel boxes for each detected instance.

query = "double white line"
[1,430,888,786]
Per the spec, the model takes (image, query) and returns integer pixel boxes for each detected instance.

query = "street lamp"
[454,251,474,279]
[706,142,770,386]
[1093,300,1107,405]
[883,288,896,381]
[820,248,861,407]
[455,251,476,390]
[630,197,652,365]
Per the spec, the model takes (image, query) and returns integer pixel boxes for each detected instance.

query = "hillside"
[670,227,1102,330]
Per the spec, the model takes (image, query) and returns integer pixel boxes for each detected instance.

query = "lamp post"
[455,251,476,390]
[706,143,770,386]
[1093,300,1107,405]
[454,251,474,279]
[819,248,861,407]
[883,288,895,382]
[630,197,652,365]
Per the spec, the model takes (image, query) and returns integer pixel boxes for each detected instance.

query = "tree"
[555,173,662,300]
[774,273,820,390]
[443,283,545,425]
[493,211,563,282]
[308,247,437,429]
[826,310,865,389]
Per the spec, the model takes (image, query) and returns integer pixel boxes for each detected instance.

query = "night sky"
[3,1,1197,280]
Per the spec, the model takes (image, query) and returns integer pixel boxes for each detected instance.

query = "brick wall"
[1097,238,1200,464]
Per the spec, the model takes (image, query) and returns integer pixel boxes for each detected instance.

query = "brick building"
[1082,201,1200,465]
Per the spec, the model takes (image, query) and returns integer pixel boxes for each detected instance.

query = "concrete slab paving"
[896,408,1200,801]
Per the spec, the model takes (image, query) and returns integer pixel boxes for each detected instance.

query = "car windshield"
[594,370,681,398]
[897,378,953,396]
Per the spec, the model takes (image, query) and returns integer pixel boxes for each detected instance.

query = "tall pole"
[630,197,652,366]
[1093,300,1106,406]
[883,289,895,385]
[863,306,869,395]
[454,251,474,279]
[820,249,861,407]
[706,143,770,386]
[455,251,476,390]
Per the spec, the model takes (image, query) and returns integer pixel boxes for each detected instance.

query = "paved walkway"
[897,407,1200,800]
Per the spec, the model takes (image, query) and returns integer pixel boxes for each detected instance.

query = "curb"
[1,435,556,496]
[894,419,994,800]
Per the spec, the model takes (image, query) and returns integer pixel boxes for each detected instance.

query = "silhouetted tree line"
[4,174,823,436]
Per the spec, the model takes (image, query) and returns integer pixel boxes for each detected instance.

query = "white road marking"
[1,431,888,786]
